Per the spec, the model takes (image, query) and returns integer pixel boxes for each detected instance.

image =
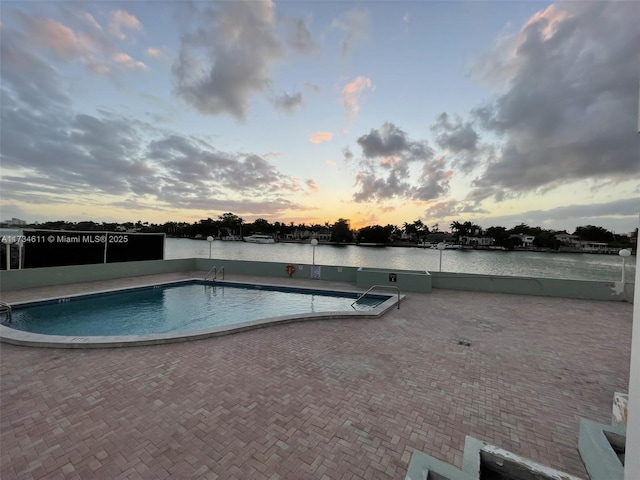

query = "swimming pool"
[0,280,398,348]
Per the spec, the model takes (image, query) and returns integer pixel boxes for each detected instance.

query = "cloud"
[272,91,303,113]
[431,113,478,153]
[357,122,429,159]
[79,12,102,31]
[108,9,142,40]
[15,10,149,76]
[466,1,640,202]
[113,52,146,70]
[145,47,165,59]
[309,132,333,144]
[0,69,311,217]
[476,198,640,232]
[430,112,495,174]
[20,14,96,62]
[423,200,461,220]
[287,18,318,54]
[0,24,71,109]
[331,8,371,57]
[172,0,285,120]
[305,179,319,193]
[342,76,373,122]
[346,122,448,203]
[305,82,320,93]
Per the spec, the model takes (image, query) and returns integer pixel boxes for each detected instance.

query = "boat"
[242,234,276,244]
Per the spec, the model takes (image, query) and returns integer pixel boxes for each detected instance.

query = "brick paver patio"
[0,273,632,479]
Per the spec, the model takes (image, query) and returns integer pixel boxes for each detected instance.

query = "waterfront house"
[509,233,535,247]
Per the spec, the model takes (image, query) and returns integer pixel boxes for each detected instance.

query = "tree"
[331,219,352,243]
[450,220,471,242]
[574,225,614,243]
[485,226,508,247]
[509,223,532,235]
[356,225,393,244]
[218,212,243,237]
[533,230,562,250]
[251,218,273,234]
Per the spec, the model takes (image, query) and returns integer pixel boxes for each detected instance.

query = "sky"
[0,0,638,234]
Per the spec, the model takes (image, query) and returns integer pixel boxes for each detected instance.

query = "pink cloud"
[108,10,142,39]
[309,132,333,144]
[306,179,319,193]
[342,76,373,121]
[113,52,146,70]
[25,17,94,61]
[145,47,165,59]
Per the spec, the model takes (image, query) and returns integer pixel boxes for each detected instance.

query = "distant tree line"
[24,215,637,250]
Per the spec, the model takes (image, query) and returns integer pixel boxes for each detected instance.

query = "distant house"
[286,228,331,242]
[2,217,26,226]
[400,231,418,242]
[580,241,610,253]
[555,233,580,247]
[509,233,535,247]
[459,235,495,247]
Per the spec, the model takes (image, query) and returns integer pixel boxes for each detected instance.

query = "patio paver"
[0,273,632,479]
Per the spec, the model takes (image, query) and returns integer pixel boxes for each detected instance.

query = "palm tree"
[450,221,463,241]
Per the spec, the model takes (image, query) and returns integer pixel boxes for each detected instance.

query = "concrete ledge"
[578,419,625,480]
[0,258,633,301]
[405,436,582,480]
[356,267,432,292]
[0,258,197,290]
[405,449,475,480]
[431,272,634,302]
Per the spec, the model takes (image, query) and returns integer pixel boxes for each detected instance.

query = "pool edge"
[0,278,403,348]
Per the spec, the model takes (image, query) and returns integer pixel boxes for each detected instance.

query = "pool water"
[9,282,387,337]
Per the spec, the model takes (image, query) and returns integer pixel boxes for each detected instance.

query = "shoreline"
[170,236,634,255]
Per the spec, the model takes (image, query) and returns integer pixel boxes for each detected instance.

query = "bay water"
[166,237,636,282]
[2,228,634,281]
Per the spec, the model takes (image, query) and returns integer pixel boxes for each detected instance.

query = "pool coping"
[0,278,403,348]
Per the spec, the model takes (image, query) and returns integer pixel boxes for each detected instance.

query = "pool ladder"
[352,285,401,310]
[0,301,12,324]
[204,266,225,282]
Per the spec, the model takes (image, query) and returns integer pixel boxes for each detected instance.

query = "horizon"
[1,1,638,234]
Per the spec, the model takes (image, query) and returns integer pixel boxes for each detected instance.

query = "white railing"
[352,285,400,309]
[0,301,12,324]
[204,266,225,281]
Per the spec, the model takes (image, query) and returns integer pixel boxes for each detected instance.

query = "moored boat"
[243,234,276,244]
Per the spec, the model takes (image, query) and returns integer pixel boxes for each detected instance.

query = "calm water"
[166,237,636,282]
[1,229,635,282]
[10,282,384,336]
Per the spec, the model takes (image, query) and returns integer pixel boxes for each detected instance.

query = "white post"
[620,249,631,283]
[437,242,446,272]
[4,240,10,270]
[207,236,214,259]
[311,238,318,265]
[624,217,639,480]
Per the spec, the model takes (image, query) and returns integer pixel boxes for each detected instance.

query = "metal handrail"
[204,266,225,281]
[0,301,12,324]
[352,285,401,309]
[215,267,225,280]
[204,266,216,281]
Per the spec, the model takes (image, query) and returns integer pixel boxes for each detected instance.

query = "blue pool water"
[9,281,387,337]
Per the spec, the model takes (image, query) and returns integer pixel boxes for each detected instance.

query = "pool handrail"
[204,266,225,281]
[352,285,400,309]
[0,301,12,324]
